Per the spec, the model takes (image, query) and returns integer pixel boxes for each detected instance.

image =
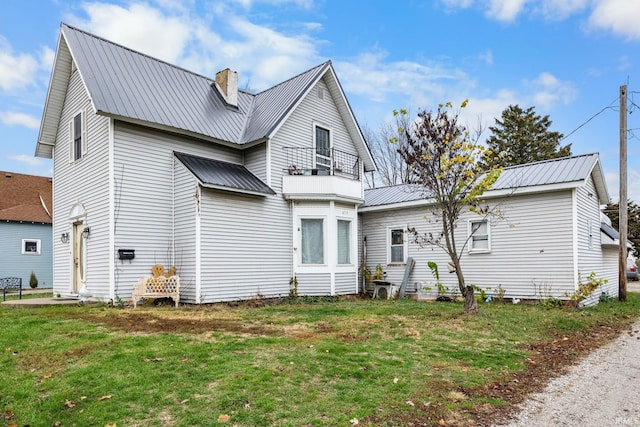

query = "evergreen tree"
[482,105,571,169]
[603,201,640,258]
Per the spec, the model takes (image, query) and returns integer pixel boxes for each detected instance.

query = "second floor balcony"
[282,147,364,203]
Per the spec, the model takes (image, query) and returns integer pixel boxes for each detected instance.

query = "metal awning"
[174,151,275,196]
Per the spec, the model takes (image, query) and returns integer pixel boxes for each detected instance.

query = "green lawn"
[1,295,639,427]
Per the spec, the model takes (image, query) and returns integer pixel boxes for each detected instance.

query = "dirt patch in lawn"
[72,309,634,426]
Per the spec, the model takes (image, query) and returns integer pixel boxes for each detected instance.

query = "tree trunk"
[463,285,478,314]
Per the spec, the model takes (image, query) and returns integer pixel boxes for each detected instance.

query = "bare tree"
[392,101,503,313]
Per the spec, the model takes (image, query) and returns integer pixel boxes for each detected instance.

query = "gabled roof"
[36,24,375,171]
[174,152,275,196]
[362,153,609,210]
[0,172,52,223]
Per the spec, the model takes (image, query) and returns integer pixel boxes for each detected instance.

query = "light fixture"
[82,227,90,239]
[60,232,69,244]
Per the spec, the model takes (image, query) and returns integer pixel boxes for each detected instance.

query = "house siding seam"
[52,65,111,299]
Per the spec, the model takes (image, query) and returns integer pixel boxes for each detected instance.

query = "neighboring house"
[0,171,53,288]
[35,24,375,303]
[360,154,619,304]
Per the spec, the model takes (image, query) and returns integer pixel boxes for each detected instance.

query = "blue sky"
[1,0,639,202]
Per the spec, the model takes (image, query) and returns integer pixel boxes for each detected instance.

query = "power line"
[560,98,618,142]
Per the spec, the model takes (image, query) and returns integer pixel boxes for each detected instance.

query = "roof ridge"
[254,60,331,96]
[61,23,223,86]
[502,152,598,171]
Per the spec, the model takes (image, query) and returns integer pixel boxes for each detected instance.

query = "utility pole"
[619,85,628,302]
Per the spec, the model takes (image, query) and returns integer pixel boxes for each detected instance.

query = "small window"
[22,239,41,255]
[337,220,351,264]
[71,111,86,161]
[315,126,331,170]
[301,218,324,264]
[388,228,406,264]
[469,220,490,252]
[588,219,593,249]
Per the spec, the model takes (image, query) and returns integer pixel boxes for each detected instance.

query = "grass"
[1,294,640,426]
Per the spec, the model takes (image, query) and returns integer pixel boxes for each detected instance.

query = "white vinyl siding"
[52,64,111,300]
[576,176,618,304]
[361,190,577,299]
[270,77,362,296]
[112,122,243,298]
[173,160,197,303]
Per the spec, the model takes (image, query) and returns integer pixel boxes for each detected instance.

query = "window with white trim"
[22,239,41,255]
[314,126,331,170]
[70,111,86,161]
[301,218,324,264]
[388,227,407,264]
[337,220,351,264]
[469,220,490,252]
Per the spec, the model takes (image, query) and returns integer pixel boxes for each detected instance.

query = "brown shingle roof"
[0,171,52,223]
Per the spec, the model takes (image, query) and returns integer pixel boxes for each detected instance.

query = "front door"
[73,221,84,293]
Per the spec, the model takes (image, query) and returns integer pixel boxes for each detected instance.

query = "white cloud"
[8,154,42,167]
[487,0,528,22]
[0,37,39,91]
[525,72,578,110]
[538,0,589,20]
[231,0,314,8]
[70,2,192,64]
[335,50,468,105]
[0,111,40,129]
[39,46,55,72]
[589,0,640,40]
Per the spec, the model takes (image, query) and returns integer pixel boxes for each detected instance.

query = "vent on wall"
[317,87,324,100]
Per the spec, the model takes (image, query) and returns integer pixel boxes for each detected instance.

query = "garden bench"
[1,277,22,301]
[132,275,180,308]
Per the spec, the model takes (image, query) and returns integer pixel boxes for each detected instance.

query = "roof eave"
[35,31,71,159]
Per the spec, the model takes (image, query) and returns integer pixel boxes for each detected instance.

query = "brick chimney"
[215,68,238,108]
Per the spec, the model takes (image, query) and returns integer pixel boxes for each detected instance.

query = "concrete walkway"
[1,289,81,308]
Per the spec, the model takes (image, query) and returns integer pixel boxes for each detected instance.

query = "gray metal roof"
[363,153,607,208]
[36,24,376,172]
[242,62,329,142]
[600,222,619,240]
[174,152,275,196]
[62,24,250,143]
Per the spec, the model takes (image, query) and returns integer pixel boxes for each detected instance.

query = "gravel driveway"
[496,287,640,427]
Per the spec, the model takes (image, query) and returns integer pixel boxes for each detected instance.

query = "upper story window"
[387,227,407,264]
[22,239,41,255]
[469,219,490,252]
[315,126,331,170]
[71,111,86,161]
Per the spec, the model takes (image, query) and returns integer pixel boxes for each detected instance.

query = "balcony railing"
[284,147,361,180]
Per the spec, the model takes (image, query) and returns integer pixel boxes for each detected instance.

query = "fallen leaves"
[99,395,112,401]
[217,414,231,423]
[142,357,163,362]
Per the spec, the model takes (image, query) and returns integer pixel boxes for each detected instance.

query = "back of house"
[359,154,618,305]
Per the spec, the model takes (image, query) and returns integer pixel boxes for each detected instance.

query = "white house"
[360,154,619,304]
[36,24,375,303]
